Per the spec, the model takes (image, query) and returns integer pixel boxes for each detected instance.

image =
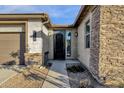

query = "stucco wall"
[28,19,43,53]
[48,29,54,59]
[28,19,49,53]
[41,23,49,53]
[26,19,49,65]
[66,29,77,59]
[76,6,102,84]
[99,6,124,87]
[77,13,91,68]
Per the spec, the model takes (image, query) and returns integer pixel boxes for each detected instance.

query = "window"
[85,20,90,48]
[66,31,71,57]
[33,31,37,41]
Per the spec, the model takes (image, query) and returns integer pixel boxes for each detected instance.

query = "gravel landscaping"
[66,63,107,88]
[0,65,51,88]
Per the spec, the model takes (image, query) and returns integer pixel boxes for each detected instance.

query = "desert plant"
[66,65,85,73]
[10,51,19,58]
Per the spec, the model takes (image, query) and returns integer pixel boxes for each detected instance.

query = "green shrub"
[67,65,85,73]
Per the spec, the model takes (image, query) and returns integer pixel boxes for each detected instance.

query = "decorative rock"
[80,79,90,88]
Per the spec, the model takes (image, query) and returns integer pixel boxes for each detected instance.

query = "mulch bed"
[66,63,106,88]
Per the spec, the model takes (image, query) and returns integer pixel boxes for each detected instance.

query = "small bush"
[10,51,18,58]
[67,65,85,73]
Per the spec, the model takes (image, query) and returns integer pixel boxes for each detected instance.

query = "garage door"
[0,25,25,65]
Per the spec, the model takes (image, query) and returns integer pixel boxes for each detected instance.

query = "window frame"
[85,19,91,49]
[66,31,71,57]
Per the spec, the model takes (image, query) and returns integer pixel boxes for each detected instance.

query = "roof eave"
[72,5,85,27]
[0,13,51,28]
[73,5,96,28]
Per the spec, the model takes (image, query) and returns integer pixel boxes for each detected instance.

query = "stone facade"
[99,5,124,87]
[89,5,124,87]
[83,6,124,87]
[25,53,42,65]
[89,6,101,82]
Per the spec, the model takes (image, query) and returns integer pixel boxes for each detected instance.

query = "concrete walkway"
[42,60,79,88]
[0,67,17,85]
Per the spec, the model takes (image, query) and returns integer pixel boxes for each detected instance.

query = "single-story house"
[0,5,123,87]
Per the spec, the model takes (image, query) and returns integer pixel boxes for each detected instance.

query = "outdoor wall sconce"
[75,32,78,37]
[33,31,37,41]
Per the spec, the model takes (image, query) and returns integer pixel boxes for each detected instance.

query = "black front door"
[54,33,65,60]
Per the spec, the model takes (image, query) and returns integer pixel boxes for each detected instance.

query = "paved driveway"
[0,67,17,85]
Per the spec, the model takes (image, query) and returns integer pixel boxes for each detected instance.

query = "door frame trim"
[53,31,65,60]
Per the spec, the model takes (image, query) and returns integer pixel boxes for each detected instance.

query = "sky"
[0,5,81,25]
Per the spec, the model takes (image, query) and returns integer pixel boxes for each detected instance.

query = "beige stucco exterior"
[66,29,77,59]
[48,29,77,60]
[0,14,50,65]
[77,12,91,68]
[28,19,43,53]
[27,19,49,53]
[26,19,50,65]
[48,29,54,59]
[0,6,124,87]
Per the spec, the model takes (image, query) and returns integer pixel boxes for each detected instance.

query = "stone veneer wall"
[89,6,101,82]
[25,53,42,65]
[99,6,124,87]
